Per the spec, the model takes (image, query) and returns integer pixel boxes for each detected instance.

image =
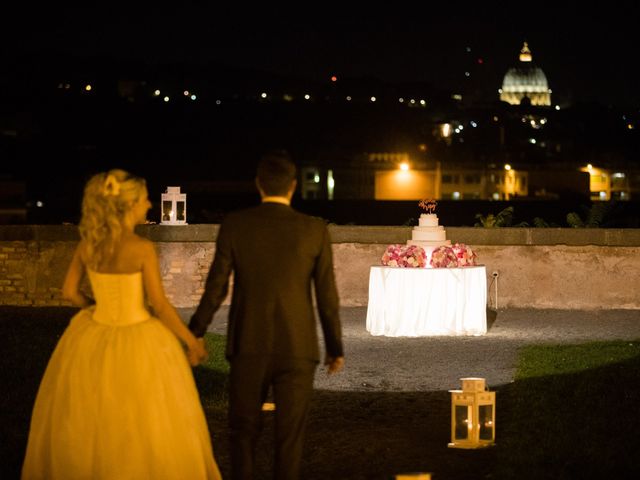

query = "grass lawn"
[494,341,640,479]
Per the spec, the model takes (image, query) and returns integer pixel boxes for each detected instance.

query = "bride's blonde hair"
[79,169,147,269]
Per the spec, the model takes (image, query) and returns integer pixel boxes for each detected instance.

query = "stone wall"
[1,225,639,309]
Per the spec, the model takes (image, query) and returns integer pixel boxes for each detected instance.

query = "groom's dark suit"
[189,201,343,479]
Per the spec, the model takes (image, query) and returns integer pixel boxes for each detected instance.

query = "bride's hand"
[187,338,208,366]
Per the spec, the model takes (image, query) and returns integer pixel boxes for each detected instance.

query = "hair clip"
[103,174,121,196]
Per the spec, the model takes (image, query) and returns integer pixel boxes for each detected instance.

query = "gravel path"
[201,306,640,393]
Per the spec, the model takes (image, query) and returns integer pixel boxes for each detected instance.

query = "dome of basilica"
[500,42,551,106]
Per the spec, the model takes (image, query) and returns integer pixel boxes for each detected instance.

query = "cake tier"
[419,214,439,227]
[407,239,451,248]
[412,226,446,241]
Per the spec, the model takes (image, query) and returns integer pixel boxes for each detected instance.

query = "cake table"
[366,265,487,337]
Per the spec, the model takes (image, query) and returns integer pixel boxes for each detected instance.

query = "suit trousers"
[229,354,317,480]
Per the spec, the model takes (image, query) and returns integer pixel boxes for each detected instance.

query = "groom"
[189,150,344,479]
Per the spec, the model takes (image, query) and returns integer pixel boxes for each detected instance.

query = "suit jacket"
[189,202,343,362]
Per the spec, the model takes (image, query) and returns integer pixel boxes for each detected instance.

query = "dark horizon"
[3,4,640,109]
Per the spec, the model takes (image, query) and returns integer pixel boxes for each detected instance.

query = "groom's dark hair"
[256,149,297,196]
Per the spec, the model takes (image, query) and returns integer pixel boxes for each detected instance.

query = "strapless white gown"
[21,270,221,479]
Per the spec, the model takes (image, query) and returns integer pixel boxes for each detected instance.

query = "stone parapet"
[1,225,639,309]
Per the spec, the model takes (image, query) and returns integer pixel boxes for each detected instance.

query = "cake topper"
[418,198,437,214]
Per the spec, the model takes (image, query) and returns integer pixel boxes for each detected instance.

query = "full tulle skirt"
[21,309,221,479]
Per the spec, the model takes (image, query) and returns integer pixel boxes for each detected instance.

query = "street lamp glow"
[504,164,512,171]
[399,162,409,171]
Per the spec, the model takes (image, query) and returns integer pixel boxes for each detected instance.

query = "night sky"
[3,2,639,108]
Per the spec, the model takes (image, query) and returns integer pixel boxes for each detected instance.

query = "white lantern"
[160,186,187,225]
[448,377,495,449]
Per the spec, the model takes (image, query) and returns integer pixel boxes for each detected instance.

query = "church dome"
[500,42,551,106]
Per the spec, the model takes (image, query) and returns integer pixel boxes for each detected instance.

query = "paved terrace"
[200,306,640,392]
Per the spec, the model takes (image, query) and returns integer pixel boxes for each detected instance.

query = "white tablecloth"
[366,265,487,337]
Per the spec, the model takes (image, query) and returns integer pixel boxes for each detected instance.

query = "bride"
[21,169,221,479]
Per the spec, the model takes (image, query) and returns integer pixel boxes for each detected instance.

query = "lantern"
[395,474,431,480]
[160,186,187,225]
[448,377,495,449]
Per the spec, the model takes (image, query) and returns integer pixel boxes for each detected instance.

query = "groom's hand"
[324,355,344,375]
[188,338,208,366]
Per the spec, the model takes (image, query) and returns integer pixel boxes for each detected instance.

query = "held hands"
[187,337,208,367]
[324,355,344,375]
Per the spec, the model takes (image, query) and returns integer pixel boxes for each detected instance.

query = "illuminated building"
[499,42,551,106]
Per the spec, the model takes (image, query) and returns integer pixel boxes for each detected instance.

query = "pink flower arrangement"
[451,243,478,267]
[382,244,426,268]
[429,246,459,268]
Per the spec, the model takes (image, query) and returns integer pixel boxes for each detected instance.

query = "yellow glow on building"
[580,165,611,200]
[374,170,436,200]
[503,169,517,200]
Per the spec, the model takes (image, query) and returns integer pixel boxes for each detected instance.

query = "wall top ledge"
[0,225,639,246]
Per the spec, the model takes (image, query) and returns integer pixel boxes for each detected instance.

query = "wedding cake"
[407,200,451,267]
[407,213,451,249]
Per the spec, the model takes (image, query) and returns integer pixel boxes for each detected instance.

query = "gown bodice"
[88,270,151,326]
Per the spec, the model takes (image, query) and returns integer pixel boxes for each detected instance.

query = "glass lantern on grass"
[448,377,495,449]
[160,186,187,225]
